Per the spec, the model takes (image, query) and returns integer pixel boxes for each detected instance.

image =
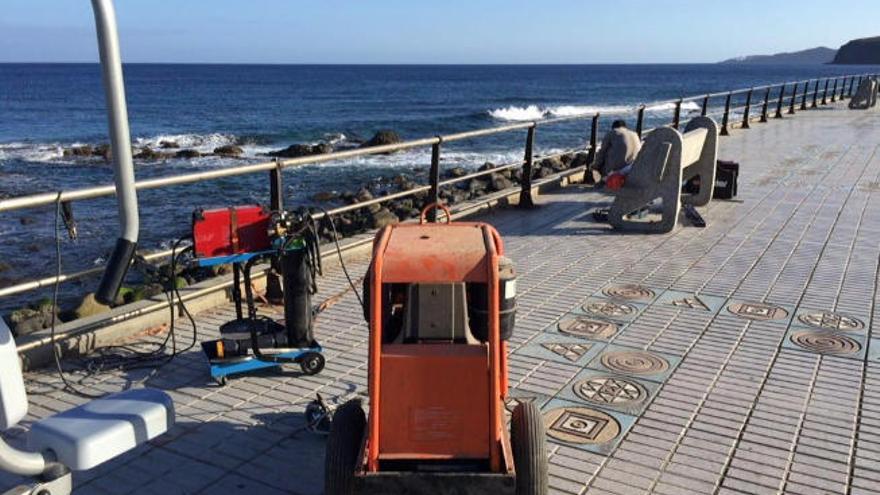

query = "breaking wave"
[488,101,702,122]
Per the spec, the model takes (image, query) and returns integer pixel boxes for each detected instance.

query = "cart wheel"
[325,400,365,495]
[511,401,548,495]
[300,352,325,375]
[215,376,228,387]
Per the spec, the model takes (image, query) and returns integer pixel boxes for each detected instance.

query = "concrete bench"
[849,77,878,110]
[609,116,719,233]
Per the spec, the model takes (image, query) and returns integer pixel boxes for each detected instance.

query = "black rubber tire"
[299,352,325,375]
[511,401,549,495]
[325,400,365,495]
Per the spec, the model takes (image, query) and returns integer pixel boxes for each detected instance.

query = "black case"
[714,160,739,199]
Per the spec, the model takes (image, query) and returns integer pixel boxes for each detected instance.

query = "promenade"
[3,100,880,495]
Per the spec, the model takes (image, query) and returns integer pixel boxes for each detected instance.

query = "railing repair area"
[0,72,876,342]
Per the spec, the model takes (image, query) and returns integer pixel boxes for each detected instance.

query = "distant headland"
[721,36,880,65]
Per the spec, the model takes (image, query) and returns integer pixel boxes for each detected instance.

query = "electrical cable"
[314,207,364,311]
[50,192,103,398]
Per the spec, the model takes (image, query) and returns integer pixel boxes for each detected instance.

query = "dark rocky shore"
[5,130,588,337]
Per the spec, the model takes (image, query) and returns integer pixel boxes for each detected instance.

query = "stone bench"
[609,116,719,233]
[849,77,878,110]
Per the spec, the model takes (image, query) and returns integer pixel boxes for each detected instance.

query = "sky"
[2,0,879,64]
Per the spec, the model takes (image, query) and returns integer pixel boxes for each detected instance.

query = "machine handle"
[419,203,452,224]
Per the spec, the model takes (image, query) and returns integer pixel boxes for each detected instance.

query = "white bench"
[609,116,719,233]
[0,319,174,495]
[849,77,878,110]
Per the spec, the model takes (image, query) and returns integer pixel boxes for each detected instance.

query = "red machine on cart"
[324,204,548,495]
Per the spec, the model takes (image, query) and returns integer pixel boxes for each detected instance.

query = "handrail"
[0,71,876,301]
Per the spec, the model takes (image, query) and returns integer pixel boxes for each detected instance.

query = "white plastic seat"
[28,388,174,471]
[1,318,174,476]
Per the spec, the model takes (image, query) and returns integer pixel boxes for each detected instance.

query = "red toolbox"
[192,206,272,259]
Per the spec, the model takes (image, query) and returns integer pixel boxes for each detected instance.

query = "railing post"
[840,76,848,99]
[672,99,683,129]
[428,139,442,222]
[775,84,786,119]
[587,113,600,163]
[720,92,732,136]
[831,78,838,102]
[518,125,536,209]
[635,107,645,139]
[811,80,819,108]
[800,81,809,110]
[265,163,284,303]
[760,87,770,123]
[701,95,710,117]
[742,89,753,129]
[848,76,856,97]
[822,79,829,105]
[788,82,798,115]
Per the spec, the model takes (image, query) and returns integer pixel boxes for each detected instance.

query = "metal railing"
[0,72,877,301]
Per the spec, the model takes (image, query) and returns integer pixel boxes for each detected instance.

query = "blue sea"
[0,63,869,311]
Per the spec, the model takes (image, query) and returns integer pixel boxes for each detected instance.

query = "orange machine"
[325,204,547,495]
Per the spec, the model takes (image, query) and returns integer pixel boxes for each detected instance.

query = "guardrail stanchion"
[775,84,786,119]
[840,76,849,99]
[742,89,753,129]
[635,107,645,138]
[800,81,809,111]
[720,92,732,135]
[587,113,600,163]
[760,87,770,123]
[811,80,819,108]
[265,162,284,303]
[822,79,829,105]
[701,95,710,117]
[518,125,536,208]
[788,82,798,115]
[428,139,442,222]
[672,99,682,129]
[831,78,838,102]
[847,76,856,98]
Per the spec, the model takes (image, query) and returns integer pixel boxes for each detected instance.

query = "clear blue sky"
[2,0,878,64]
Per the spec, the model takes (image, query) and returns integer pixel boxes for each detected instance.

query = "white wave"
[0,142,66,162]
[488,105,546,122]
[322,133,348,145]
[133,132,238,152]
[489,103,646,122]
[646,101,701,113]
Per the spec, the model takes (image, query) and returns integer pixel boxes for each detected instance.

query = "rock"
[131,283,164,302]
[541,156,567,173]
[19,216,35,226]
[173,277,188,290]
[159,140,180,149]
[368,208,399,229]
[490,173,514,191]
[569,152,590,169]
[63,145,93,158]
[175,149,201,159]
[446,167,467,178]
[354,188,374,203]
[312,191,340,202]
[468,178,489,195]
[213,145,244,157]
[361,130,402,148]
[134,147,164,160]
[266,143,332,158]
[94,144,112,161]
[479,162,496,172]
[0,262,10,273]
[114,287,135,306]
[75,293,111,319]
[8,299,61,335]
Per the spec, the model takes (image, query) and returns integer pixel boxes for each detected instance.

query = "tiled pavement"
[4,101,880,494]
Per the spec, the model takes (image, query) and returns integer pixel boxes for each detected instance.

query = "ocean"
[0,63,869,312]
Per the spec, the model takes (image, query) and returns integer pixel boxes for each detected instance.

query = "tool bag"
[713,160,739,200]
[683,160,739,200]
